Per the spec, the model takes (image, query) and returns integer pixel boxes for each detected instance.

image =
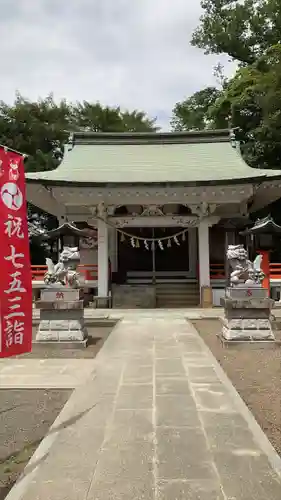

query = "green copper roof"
[26,130,281,186]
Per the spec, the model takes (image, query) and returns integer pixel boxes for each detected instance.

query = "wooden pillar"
[98,218,109,297]
[198,220,212,307]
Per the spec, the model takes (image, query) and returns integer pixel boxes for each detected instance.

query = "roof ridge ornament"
[240,214,281,235]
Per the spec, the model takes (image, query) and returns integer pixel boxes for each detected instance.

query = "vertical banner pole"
[0,148,32,358]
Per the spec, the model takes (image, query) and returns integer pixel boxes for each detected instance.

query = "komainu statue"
[44,246,80,288]
[227,245,265,287]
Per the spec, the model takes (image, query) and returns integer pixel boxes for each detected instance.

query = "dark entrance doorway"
[117,227,189,281]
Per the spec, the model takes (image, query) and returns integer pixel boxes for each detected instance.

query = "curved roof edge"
[26,174,278,188]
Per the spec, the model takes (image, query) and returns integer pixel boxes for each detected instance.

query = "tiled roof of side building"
[25,130,281,186]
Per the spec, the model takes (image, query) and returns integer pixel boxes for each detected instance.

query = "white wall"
[80,248,98,265]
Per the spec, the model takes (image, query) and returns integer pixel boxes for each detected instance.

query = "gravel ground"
[0,389,71,499]
[192,319,281,457]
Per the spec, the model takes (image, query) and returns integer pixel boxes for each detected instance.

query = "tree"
[0,94,157,262]
[0,95,157,174]
[119,110,157,132]
[171,86,228,131]
[209,45,281,168]
[191,0,281,65]
[0,94,71,173]
[72,102,157,133]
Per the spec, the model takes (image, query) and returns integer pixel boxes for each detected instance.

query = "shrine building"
[26,129,281,308]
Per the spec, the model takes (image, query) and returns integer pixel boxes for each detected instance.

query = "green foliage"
[171,44,281,169]
[191,0,281,64]
[119,110,157,132]
[209,45,281,168]
[0,94,157,263]
[71,102,157,133]
[0,94,157,173]
[0,94,70,173]
[189,0,281,169]
[171,87,228,131]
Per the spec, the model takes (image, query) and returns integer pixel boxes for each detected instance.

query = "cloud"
[0,0,236,129]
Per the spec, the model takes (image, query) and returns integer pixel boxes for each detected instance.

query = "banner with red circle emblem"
[0,147,32,357]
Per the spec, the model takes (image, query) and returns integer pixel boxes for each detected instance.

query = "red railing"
[31,264,98,281]
[210,263,281,280]
[268,263,281,280]
[210,264,225,279]
[31,263,281,282]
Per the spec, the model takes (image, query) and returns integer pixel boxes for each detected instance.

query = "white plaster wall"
[80,248,98,265]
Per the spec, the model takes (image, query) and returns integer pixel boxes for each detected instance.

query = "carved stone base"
[36,288,88,345]
[221,318,274,341]
[221,288,275,342]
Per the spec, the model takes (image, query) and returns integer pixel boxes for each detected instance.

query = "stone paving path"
[0,359,94,389]
[7,314,281,500]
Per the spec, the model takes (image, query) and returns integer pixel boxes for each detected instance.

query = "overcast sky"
[0,0,235,129]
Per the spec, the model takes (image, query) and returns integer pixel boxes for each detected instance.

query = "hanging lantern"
[167,239,171,248]
[120,232,125,242]
[174,235,180,246]
[136,239,140,248]
[158,240,164,250]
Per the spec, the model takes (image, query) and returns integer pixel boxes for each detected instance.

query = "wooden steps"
[155,282,200,308]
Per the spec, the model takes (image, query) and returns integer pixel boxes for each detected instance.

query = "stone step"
[157,295,199,302]
[155,283,199,290]
[157,302,199,308]
[157,296,199,305]
[156,282,200,307]
[156,290,199,296]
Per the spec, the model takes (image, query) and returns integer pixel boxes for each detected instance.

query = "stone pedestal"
[220,287,275,343]
[36,288,88,347]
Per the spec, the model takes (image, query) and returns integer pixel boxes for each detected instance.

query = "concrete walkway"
[8,314,281,500]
